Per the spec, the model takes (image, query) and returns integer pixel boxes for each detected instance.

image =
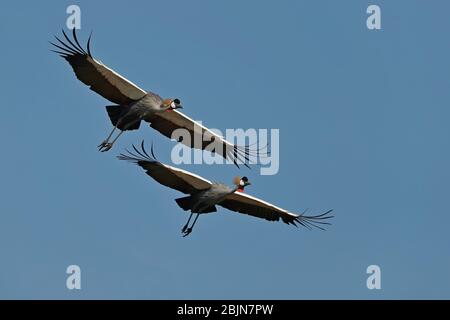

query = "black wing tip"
[227,143,271,169]
[87,30,93,56]
[117,140,158,164]
[50,28,93,58]
[292,208,334,230]
[71,27,88,55]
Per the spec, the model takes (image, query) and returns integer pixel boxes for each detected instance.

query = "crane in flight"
[118,142,333,237]
[51,29,255,167]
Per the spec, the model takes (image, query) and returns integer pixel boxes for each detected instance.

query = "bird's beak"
[245,182,251,186]
[176,105,183,109]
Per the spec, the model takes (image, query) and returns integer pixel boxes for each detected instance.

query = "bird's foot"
[182,228,193,237]
[181,225,188,233]
[98,141,113,152]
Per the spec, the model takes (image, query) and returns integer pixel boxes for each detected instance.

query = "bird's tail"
[105,105,123,126]
[175,197,217,213]
[175,196,194,211]
[105,105,140,131]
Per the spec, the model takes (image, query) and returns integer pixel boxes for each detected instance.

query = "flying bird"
[50,29,255,166]
[118,142,333,237]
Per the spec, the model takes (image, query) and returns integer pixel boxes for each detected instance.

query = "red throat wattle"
[237,187,244,192]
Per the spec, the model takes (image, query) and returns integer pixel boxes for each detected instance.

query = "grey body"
[130,92,164,119]
[116,92,164,129]
[191,183,236,213]
[99,92,172,151]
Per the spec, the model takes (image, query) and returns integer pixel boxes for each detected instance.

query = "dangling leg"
[182,214,200,237]
[98,119,139,152]
[100,130,124,152]
[98,119,122,151]
[181,213,193,233]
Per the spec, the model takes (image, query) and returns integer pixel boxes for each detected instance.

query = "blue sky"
[0,0,449,299]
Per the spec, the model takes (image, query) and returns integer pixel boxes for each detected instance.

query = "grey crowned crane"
[118,142,334,237]
[50,29,254,166]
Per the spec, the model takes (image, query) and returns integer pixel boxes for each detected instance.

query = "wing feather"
[117,142,212,194]
[147,110,252,168]
[219,192,333,229]
[51,29,146,105]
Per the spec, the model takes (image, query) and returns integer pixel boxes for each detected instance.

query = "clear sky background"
[0,1,449,299]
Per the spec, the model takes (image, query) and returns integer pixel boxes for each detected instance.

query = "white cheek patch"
[239,180,245,186]
[170,101,176,108]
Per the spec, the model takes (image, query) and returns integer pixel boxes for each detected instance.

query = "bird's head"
[162,98,183,111]
[233,176,251,192]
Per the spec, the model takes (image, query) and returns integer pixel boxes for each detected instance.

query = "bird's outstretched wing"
[117,142,212,194]
[52,30,264,167]
[219,192,334,229]
[146,110,260,168]
[51,28,146,105]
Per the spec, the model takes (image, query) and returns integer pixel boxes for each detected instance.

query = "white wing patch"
[230,192,299,218]
[92,57,147,97]
[161,162,213,189]
[165,110,235,148]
